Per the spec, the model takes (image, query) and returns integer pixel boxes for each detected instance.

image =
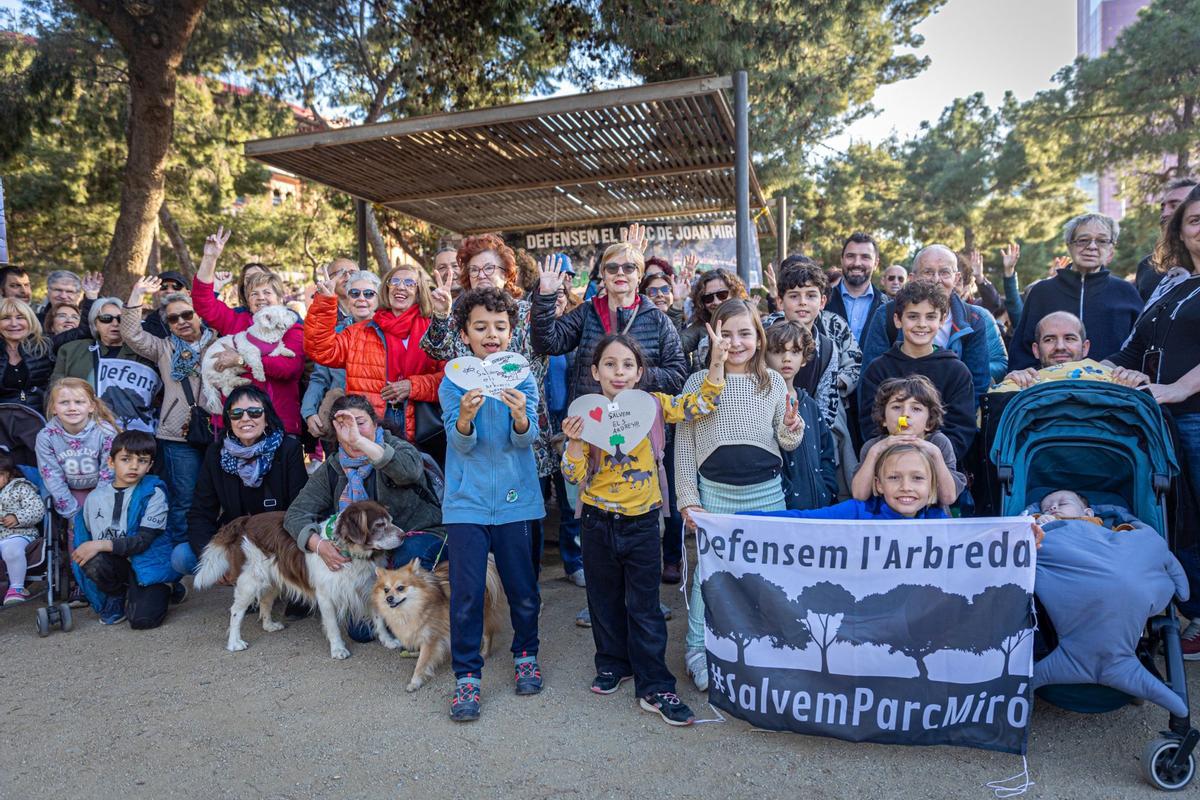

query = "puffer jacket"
[0,341,54,409]
[530,291,687,404]
[303,294,443,442]
[283,431,445,549]
[119,307,209,442]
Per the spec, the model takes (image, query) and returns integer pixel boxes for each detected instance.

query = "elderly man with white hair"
[1008,213,1143,371]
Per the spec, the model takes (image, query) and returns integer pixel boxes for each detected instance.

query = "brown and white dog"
[195,501,403,659]
[372,558,506,692]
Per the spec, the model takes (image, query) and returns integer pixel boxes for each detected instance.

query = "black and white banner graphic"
[97,357,162,434]
[694,513,1036,754]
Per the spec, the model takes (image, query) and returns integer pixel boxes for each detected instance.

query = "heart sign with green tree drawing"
[445,352,530,398]
[567,390,657,456]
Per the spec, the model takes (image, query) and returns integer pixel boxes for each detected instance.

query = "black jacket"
[857,345,977,462]
[186,435,309,557]
[780,389,838,511]
[530,291,687,404]
[0,343,55,410]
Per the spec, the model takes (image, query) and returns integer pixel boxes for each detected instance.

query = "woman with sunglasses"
[191,227,305,435]
[680,268,747,372]
[305,263,444,451]
[121,276,216,567]
[185,387,307,578]
[301,271,380,450]
[52,296,154,385]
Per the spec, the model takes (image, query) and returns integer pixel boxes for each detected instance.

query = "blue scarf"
[169,327,214,382]
[337,428,384,511]
[219,429,283,488]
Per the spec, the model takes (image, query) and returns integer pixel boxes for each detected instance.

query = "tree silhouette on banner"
[702,572,811,666]
[797,581,856,673]
[970,584,1034,676]
[838,584,972,680]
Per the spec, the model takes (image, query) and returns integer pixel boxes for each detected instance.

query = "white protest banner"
[97,356,162,434]
[694,512,1036,754]
[444,352,530,399]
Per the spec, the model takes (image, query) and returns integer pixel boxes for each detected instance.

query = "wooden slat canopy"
[244,75,772,235]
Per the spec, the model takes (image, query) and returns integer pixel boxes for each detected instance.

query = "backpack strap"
[817,333,833,377]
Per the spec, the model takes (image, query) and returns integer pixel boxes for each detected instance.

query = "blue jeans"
[552,470,583,575]
[158,440,202,550]
[447,520,540,679]
[387,532,448,571]
[1172,413,1200,617]
[170,542,198,576]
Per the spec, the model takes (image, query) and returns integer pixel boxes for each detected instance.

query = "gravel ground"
[1,547,1196,800]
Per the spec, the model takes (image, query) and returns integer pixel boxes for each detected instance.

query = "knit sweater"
[674,369,804,510]
[0,478,45,540]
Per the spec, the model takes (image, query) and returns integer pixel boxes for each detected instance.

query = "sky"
[832,0,1078,148]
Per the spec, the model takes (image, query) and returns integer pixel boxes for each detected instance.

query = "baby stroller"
[0,403,74,636]
[990,381,1197,790]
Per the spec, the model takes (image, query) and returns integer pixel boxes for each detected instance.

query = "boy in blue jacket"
[440,287,546,722]
[71,430,182,629]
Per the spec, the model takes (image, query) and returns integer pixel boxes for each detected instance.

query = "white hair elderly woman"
[1008,212,1144,372]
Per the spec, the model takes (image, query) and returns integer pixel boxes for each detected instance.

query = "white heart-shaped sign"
[445,352,531,398]
[566,389,657,456]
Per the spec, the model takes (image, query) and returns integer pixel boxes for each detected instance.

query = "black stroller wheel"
[1143,737,1196,791]
[34,607,50,637]
[58,603,73,632]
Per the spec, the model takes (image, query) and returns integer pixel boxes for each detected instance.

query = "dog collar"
[318,514,353,559]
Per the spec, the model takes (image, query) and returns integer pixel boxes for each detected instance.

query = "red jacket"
[303,293,443,440]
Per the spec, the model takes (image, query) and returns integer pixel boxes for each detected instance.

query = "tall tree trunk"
[1177,96,1194,176]
[365,205,392,273]
[70,0,208,299]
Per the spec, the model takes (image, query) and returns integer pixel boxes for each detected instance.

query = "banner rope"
[691,703,727,725]
[984,755,1034,798]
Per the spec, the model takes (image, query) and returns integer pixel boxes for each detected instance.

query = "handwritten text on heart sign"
[444,352,531,398]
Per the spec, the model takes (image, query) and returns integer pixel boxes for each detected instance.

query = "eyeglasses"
[645,285,672,298]
[1070,237,1113,250]
[95,314,119,324]
[228,407,265,420]
[701,289,730,305]
[918,269,956,280]
[467,264,500,278]
[328,270,352,281]
[603,262,639,276]
[348,288,377,299]
[388,277,417,289]
[166,310,195,324]
[160,282,184,291]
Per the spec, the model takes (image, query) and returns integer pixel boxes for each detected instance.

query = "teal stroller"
[990,381,1197,790]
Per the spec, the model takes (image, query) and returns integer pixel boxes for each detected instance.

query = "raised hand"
[561,415,584,441]
[783,393,802,432]
[1051,255,1070,276]
[1000,242,1021,277]
[670,273,690,306]
[129,275,160,306]
[213,270,233,292]
[82,271,104,300]
[431,271,454,317]
[331,409,365,449]
[763,260,777,296]
[705,319,729,372]
[537,254,567,296]
[204,226,232,260]
[621,222,649,254]
[314,274,337,297]
[969,249,984,281]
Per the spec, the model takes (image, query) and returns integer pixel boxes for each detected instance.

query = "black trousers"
[580,506,676,697]
[83,552,171,630]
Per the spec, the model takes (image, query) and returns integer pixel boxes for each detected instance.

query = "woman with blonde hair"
[0,297,55,409]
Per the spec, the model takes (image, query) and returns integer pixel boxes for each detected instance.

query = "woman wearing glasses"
[185,387,307,578]
[119,276,218,571]
[1009,213,1143,371]
[680,268,747,371]
[305,263,444,449]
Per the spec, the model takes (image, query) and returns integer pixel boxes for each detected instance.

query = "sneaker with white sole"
[640,691,695,726]
[3,587,30,606]
[575,606,591,628]
[567,569,586,588]
[1181,619,1200,661]
[685,648,709,692]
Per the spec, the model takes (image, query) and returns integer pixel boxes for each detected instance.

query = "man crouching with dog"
[283,394,446,642]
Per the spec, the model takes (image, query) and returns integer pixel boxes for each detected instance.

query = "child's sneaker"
[67,584,88,609]
[575,606,591,627]
[567,569,586,588]
[660,602,673,621]
[639,691,695,726]
[169,581,188,605]
[450,677,481,722]
[591,671,633,695]
[1182,619,1200,661]
[685,648,709,692]
[99,596,126,625]
[514,655,543,695]
[3,587,30,606]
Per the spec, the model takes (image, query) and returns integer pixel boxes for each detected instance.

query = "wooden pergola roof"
[244,75,772,236]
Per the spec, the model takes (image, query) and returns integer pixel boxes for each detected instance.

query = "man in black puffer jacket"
[530,243,688,404]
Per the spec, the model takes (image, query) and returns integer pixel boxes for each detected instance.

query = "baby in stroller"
[0,450,47,605]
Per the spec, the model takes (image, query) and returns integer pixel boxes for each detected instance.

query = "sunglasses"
[701,289,730,304]
[348,288,377,299]
[95,314,119,324]
[165,310,195,324]
[388,277,417,289]
[645,285,672,297]
[228,407,265,420]
[603,262,639,276]
[160,282,184,292]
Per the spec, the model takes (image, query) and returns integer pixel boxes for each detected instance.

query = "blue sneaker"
[100,596,126,625]
[515,655,543,695]
[450,678,481,722]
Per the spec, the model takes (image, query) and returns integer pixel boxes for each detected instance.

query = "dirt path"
[0,555,1193,799]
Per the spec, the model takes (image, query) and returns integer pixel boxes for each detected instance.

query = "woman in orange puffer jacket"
[305,265,444,443]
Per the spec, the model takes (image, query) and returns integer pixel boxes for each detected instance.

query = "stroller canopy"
[988,382,1178,531]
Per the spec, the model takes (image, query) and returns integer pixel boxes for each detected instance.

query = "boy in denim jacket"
[440,287,545,722]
